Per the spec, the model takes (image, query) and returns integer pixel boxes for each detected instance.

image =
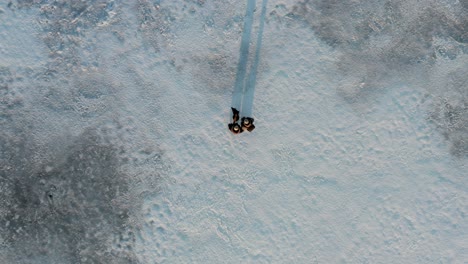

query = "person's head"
[234,125,239,132]
[243,119,250,126]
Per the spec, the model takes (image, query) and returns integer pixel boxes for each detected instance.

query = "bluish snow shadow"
[231,0,256,111]
[241,0,268,117]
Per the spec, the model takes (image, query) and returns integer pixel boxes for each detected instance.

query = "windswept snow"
[0,0,467,263]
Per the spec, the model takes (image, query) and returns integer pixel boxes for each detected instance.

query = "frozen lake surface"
[0,0,467,263]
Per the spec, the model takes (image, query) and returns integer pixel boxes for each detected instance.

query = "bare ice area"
[0,0,467,263]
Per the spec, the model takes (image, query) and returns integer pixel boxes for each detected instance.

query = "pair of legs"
[228,108,255,134]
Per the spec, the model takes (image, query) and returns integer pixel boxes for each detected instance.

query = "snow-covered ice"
[0,0,467,263]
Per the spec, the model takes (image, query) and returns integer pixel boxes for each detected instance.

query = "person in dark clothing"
[228,107,243,134]
[241,117,255,132]
[231,107,240,123]
[228,122,243,134]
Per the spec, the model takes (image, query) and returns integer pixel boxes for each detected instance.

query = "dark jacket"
[241,117,255,132]
[228,123,243,134]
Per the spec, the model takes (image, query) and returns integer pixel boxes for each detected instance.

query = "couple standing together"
[228,108,255,134]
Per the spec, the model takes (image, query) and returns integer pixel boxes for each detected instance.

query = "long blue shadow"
[231,0,256,111]
[241,0,268,117]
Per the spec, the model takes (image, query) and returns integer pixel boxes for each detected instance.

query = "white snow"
[0,0,466,263]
